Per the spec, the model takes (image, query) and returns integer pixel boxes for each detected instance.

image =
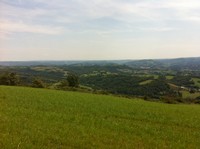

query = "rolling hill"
[0,86,200,148]
[1,57,200,71]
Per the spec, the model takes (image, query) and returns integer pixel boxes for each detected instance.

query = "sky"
[0,0,200,61]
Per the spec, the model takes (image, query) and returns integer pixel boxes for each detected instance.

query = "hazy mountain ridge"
[1,57,199,70]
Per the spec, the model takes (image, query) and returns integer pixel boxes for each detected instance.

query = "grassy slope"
[192,78,200,88]
[139,80,153,85]
[166,76,174,80]
[0,86,200,149]
[181,91,200,99]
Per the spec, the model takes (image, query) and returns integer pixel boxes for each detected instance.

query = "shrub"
[0,72,20,86]
[32,79,45,88]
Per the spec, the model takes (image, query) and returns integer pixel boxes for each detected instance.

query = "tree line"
[0,72,79,89]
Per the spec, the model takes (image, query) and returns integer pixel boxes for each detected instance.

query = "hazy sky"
[0,0,200,61]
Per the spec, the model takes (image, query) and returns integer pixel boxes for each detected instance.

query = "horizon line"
[0,56,200,62]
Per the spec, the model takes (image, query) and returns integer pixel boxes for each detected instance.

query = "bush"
[196,96,200,100]
[0,72,20,86]
[32,79,45,88]
[67,73,79,87]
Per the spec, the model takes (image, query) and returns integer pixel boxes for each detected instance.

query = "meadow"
[181,90,200,99]
[192,78,200,88]
[0,86,200,148]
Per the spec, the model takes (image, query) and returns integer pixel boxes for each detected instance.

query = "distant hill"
[0,61,83,66]
[1,57,200,101]
[124,59,164,69]
[1,57,200,70]
[159,57,200,70]
[0,60,131,66]
[124,57,200,70]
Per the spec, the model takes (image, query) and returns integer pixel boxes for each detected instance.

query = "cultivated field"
[0,86,200,148]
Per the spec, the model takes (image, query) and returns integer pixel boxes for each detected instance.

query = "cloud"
[139,27,175,32]
[1,0,200,61]
[1,0,200,37]
[0,20,64,35]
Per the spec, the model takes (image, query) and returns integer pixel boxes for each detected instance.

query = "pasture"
[0,86,200,148]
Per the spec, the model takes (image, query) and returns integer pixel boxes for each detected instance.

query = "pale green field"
[181,90,200,99]
[0,86,200,149]
[166,76,174,80]
[192,78,200,88]
[139,80,153,85]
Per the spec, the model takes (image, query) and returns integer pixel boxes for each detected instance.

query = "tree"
[32,79,45,88]
[56,80,69,89]
[196,96,200,100]
[0,72,20,86]
[158,75,166,81]
[67,73,79,87]
[189,88,196,94]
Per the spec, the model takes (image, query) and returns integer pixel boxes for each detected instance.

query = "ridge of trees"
[0,72,79,89]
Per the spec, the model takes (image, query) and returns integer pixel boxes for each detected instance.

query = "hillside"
[1,57,200,102]
[1,57,200,70]
[0,86,200,148]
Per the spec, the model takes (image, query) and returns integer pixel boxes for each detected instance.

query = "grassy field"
[166,76,174,80]
[181,90,200,99]
[192,78,200,88]
[0,86,200,148]
[139,80,153,85]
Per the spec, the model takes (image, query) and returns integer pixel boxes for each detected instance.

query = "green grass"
[192,78,200,88]
[139,80,153,85]
[181,91,200,99]
[1,86,200,148]
[166,76,174,80]
[139,74,159,79]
